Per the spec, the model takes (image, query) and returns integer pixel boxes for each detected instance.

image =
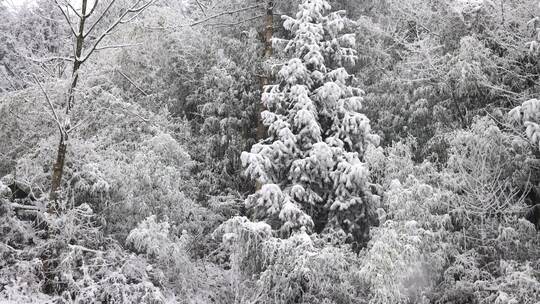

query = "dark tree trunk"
[48,0,87,210]
[255,0,273,190]
[48,135,67,206]
[257,0,273,142]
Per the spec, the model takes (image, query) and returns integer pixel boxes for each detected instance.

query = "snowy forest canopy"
[1,0,540,303]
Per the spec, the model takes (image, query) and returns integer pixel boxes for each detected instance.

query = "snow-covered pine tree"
[241,0,380,248]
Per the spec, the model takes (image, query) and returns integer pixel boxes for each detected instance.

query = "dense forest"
[1,0,540,303]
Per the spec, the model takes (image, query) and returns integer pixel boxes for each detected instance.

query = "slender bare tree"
[47,0,156,211]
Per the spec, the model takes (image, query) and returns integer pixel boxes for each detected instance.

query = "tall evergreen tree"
[241,0,380,248]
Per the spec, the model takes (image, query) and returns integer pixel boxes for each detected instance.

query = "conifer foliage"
[241,0,380,247]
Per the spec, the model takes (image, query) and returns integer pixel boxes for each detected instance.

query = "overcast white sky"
[5,0,29,6]
[4,0,39,9]
[5,0,89,8]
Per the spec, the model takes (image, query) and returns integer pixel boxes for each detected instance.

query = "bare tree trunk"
[257,0,273,142]
[48,136,67,204]
[48,0,88,208]
[255,0,273,191]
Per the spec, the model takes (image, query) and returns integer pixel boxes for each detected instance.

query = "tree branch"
[116,69,148,96]
[85,0,99,17]
[120,0,156,24]
[189,4,262,27]
[68,244,104,254]
[84,0,117,38]
[195,0,207,16]
[54,0,78,37]
[95,43,142,51]
[26,56,75,63]
[206,14,263,28]
[11,203,45,212]
[66,117,89,134]
[32,74,64,134]
[59,0,82,18]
